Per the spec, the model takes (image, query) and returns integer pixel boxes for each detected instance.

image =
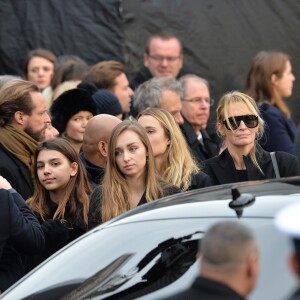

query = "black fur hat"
[50,88,97,133]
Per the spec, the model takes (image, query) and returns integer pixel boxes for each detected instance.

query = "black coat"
[0,189,45,291]
[0,144,34,200]
[180,118,219,164]
[289,288,300,300]
[203,145,300,185]
[161,276,245,300]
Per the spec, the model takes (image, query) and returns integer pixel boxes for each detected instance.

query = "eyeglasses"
[182,97,214,106]
[147,54,181,62]
[223,115,259,130]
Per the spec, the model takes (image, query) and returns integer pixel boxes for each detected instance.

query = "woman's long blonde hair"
[138,108,199,191]
[217,91,265,173]
[27,137,92,224]
[101,120,166,222]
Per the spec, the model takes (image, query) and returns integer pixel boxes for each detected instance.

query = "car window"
[2,218,296,300]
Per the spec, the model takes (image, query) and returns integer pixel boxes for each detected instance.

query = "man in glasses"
[179,74,219,163]
[131,32,184,90]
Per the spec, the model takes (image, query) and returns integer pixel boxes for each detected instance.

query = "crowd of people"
[0,31,300,298]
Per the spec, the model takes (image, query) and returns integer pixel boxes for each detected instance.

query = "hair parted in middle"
[27,137,92,225]
[138,107,199,191]
[101,120,168,222]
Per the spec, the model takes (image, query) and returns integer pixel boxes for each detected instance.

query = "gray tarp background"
[0,0,299,122]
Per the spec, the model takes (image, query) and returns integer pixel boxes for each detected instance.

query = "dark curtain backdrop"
[0,0,299,123]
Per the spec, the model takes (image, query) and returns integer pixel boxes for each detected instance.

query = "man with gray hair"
[179,74,219,163]
[163,221,259,299]
[133,77,184,125]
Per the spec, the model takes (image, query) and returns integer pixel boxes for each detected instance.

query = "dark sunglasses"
[223,115,259,130]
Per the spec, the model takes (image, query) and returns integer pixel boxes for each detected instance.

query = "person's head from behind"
[82,114,122,166]
[179,74,212,132]
[84,60,133,113]
[245,51,295,117]
[144,32,183,78]
[0,79,49,141]
[50,88,97,146]
[217,91,264,154]
[138,108,197,191]
[133,77,184,125]
[200,221,259,297]
[30,137,91,223]
[24,48,57,90]
[92,89,123,119]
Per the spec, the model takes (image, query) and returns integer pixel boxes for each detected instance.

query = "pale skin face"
[36,149,78,199]
[181,80,210,133]
[144,37,183,78]
[27,56,54,90]
[65,111,93,143]
[113,73,133,113]
[23,91,50,141]
[138,115,170,159]
[160,89,184,125]
[218,102,259,154]
[272,60,295,98]
[115,130,147,180]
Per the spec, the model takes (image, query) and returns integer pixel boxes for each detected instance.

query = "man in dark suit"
[0,176,45,293]
[0,79,50,199]
[179,74,219,163]
[163,221,259,300]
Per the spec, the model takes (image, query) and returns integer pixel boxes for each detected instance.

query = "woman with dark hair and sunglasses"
[203,91,299,185]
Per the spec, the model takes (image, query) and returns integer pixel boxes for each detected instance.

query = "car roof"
[106,177,300,226]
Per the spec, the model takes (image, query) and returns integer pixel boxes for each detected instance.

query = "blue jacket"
[259,102,296,153]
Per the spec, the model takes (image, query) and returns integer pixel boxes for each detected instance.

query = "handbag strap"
[270,152,280,179]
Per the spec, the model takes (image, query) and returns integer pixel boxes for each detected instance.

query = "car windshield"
[2,216,296,300]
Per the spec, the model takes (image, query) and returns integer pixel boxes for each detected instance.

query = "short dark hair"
[146,32,182,54]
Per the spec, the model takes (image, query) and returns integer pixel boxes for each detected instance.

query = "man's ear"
[98,141,108,157]
[14,111,26,126]
[70,162,78,177]
[144,53,149,68]
[289,253,300,276]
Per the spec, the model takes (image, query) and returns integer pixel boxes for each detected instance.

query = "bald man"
[163,221,259,300]
[81,114,121,188]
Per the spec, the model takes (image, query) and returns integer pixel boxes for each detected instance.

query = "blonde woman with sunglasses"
[203,91,299,185]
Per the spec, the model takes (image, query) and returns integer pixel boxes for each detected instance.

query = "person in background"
[90,121,181,224]
[275,201,300,300]
[179,74,219,163]
[245,50,296,154]
[131,31,184,90]
[84,60,133,117]
[81,114,121,188]
[162,221,259,300]
[23,48,57,108]
[138,108,210,191]
[133,77,184,125]
[92,89,123,119]
[26,138,99,271]
[203,91,299,185]
[0,176,45,292]
[50,88,97,153]
[0,79,50,199]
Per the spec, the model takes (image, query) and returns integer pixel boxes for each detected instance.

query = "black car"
[1,178,300,300]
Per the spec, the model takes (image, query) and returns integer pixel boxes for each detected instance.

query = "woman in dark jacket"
[26,138,99,270]
[245,51,296,153]
[91,121,181,224]
[203,91,299,185]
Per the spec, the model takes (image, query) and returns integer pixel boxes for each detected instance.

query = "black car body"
[2,178,300,300]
